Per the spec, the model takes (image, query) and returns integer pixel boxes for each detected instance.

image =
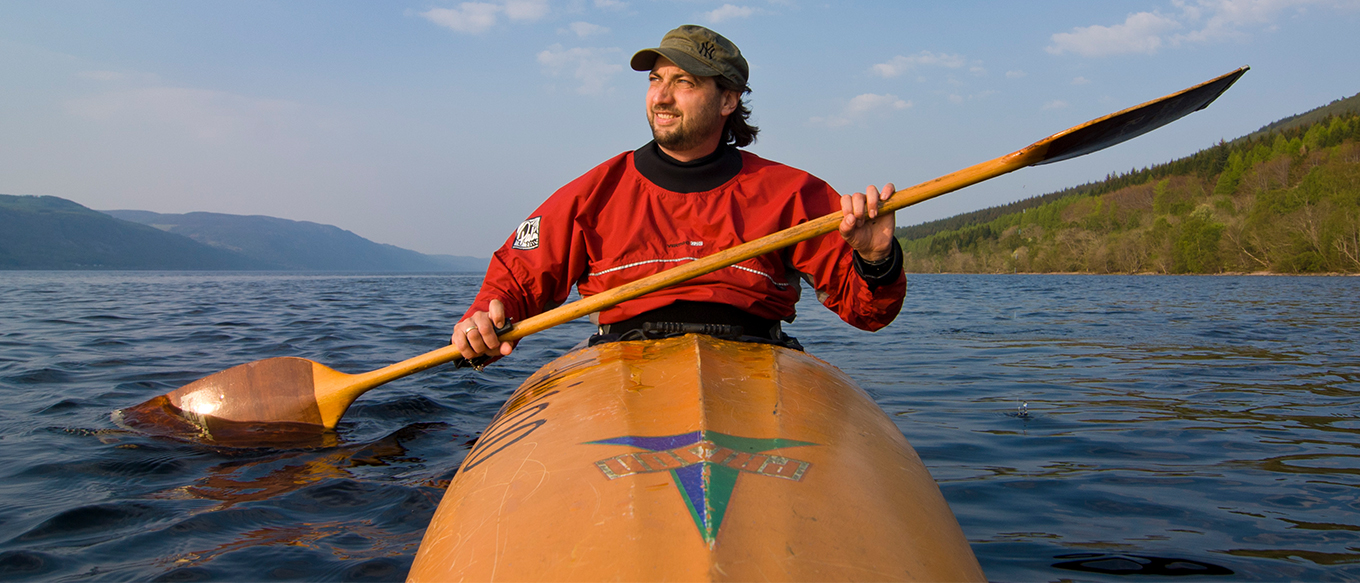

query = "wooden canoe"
[408,334,985,582]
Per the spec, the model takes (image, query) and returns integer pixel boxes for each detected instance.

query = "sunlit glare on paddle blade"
[179,391,223,417]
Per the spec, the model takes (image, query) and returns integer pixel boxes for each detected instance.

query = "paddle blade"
[1036,67,1248,165]
[162,357,328,425]
[114,394,339,449]
[117,356,359,445]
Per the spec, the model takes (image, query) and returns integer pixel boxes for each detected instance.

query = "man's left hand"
[838,183,896,262]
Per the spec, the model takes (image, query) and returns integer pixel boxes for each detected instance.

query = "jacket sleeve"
[461,166,603,326]
[785,179,906,332]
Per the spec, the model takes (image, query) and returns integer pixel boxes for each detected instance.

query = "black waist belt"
[601,301,781,339]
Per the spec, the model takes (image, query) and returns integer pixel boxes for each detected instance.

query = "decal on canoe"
[586,431,816,546]
[462,389,558,471]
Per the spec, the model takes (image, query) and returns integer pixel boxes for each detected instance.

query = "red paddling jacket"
[463,142,905,332]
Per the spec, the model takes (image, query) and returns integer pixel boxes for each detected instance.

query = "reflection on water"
[1054,552,1235,576]
[152,425,449,578]
[159,422,444,512]
[0,272,1357,581]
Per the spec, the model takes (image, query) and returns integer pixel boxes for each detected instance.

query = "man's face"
[646,57,737,155]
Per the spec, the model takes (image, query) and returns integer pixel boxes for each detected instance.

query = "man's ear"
[720,90,739,117]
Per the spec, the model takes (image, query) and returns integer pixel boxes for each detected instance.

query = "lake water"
[1,272,1357,581]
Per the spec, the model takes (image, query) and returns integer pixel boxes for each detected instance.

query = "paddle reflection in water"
[143,423,449,580]
[1054,552,1235,576]
[156,423,448,511]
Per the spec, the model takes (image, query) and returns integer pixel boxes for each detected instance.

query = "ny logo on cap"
[697,41,717,60]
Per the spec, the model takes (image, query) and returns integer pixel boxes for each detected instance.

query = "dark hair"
[716,77,758,148]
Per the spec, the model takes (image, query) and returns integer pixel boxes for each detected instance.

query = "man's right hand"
[451,299,515,361]
[838,183,896,263]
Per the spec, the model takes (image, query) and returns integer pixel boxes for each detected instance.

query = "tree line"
[897,110,1360,274]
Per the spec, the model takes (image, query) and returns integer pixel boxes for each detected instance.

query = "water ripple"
[0,272,1357,580]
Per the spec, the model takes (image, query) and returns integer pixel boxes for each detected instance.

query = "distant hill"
[1238,91,1360,143]
[0,194,488,271]
[104,210,487,272]
[894,92,1360,275]
[896,90,1360,243]
[0,195,264,269]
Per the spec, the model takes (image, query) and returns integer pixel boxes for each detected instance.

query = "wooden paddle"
[121,67,1247,431]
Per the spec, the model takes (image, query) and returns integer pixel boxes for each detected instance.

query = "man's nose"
[650,85,674,104]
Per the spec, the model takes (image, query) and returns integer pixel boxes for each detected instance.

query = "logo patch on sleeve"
[511,216,541,250]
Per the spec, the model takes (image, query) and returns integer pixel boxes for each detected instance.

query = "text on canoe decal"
[595,440,809,481]
[586,431,816,547]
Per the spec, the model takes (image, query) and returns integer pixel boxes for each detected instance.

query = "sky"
[2,1,1358,257]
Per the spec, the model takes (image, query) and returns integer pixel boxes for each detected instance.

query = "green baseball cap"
[630,25,749,88]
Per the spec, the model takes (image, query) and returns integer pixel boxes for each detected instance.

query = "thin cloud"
[502,0,549,20]
[847,93,911,114]
[78,71,129,82]
[948,90,998,104]
[77,70,165,85]
[564,21,609,37]
[1072,76,1091,85]
[705,4,757,23]
[420,0,548,34]
[66,86,307,142]
[1179,0,1323,42]
[537,44,625,95]
[1047,11,1181,56]
[811,93,912,127]
[594,0,627,9]
[421,3,502,34]
[871,51,968,78]
[1005,70,1027,79]
[1043,100,1069,110]
[1047,0,1339,57]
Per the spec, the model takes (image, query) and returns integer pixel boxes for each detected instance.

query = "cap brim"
[630,48,722,78]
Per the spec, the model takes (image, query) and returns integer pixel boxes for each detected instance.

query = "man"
[452,25,904,363]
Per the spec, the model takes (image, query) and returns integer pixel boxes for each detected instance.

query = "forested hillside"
[898,102,1360,275]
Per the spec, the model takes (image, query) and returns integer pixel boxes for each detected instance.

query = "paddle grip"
[454,319,516,371]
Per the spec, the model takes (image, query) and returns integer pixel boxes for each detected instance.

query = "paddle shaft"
[332,156,1012,395]
[345,67,1250,394]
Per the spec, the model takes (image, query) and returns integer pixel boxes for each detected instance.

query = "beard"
[649,101,724,152]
